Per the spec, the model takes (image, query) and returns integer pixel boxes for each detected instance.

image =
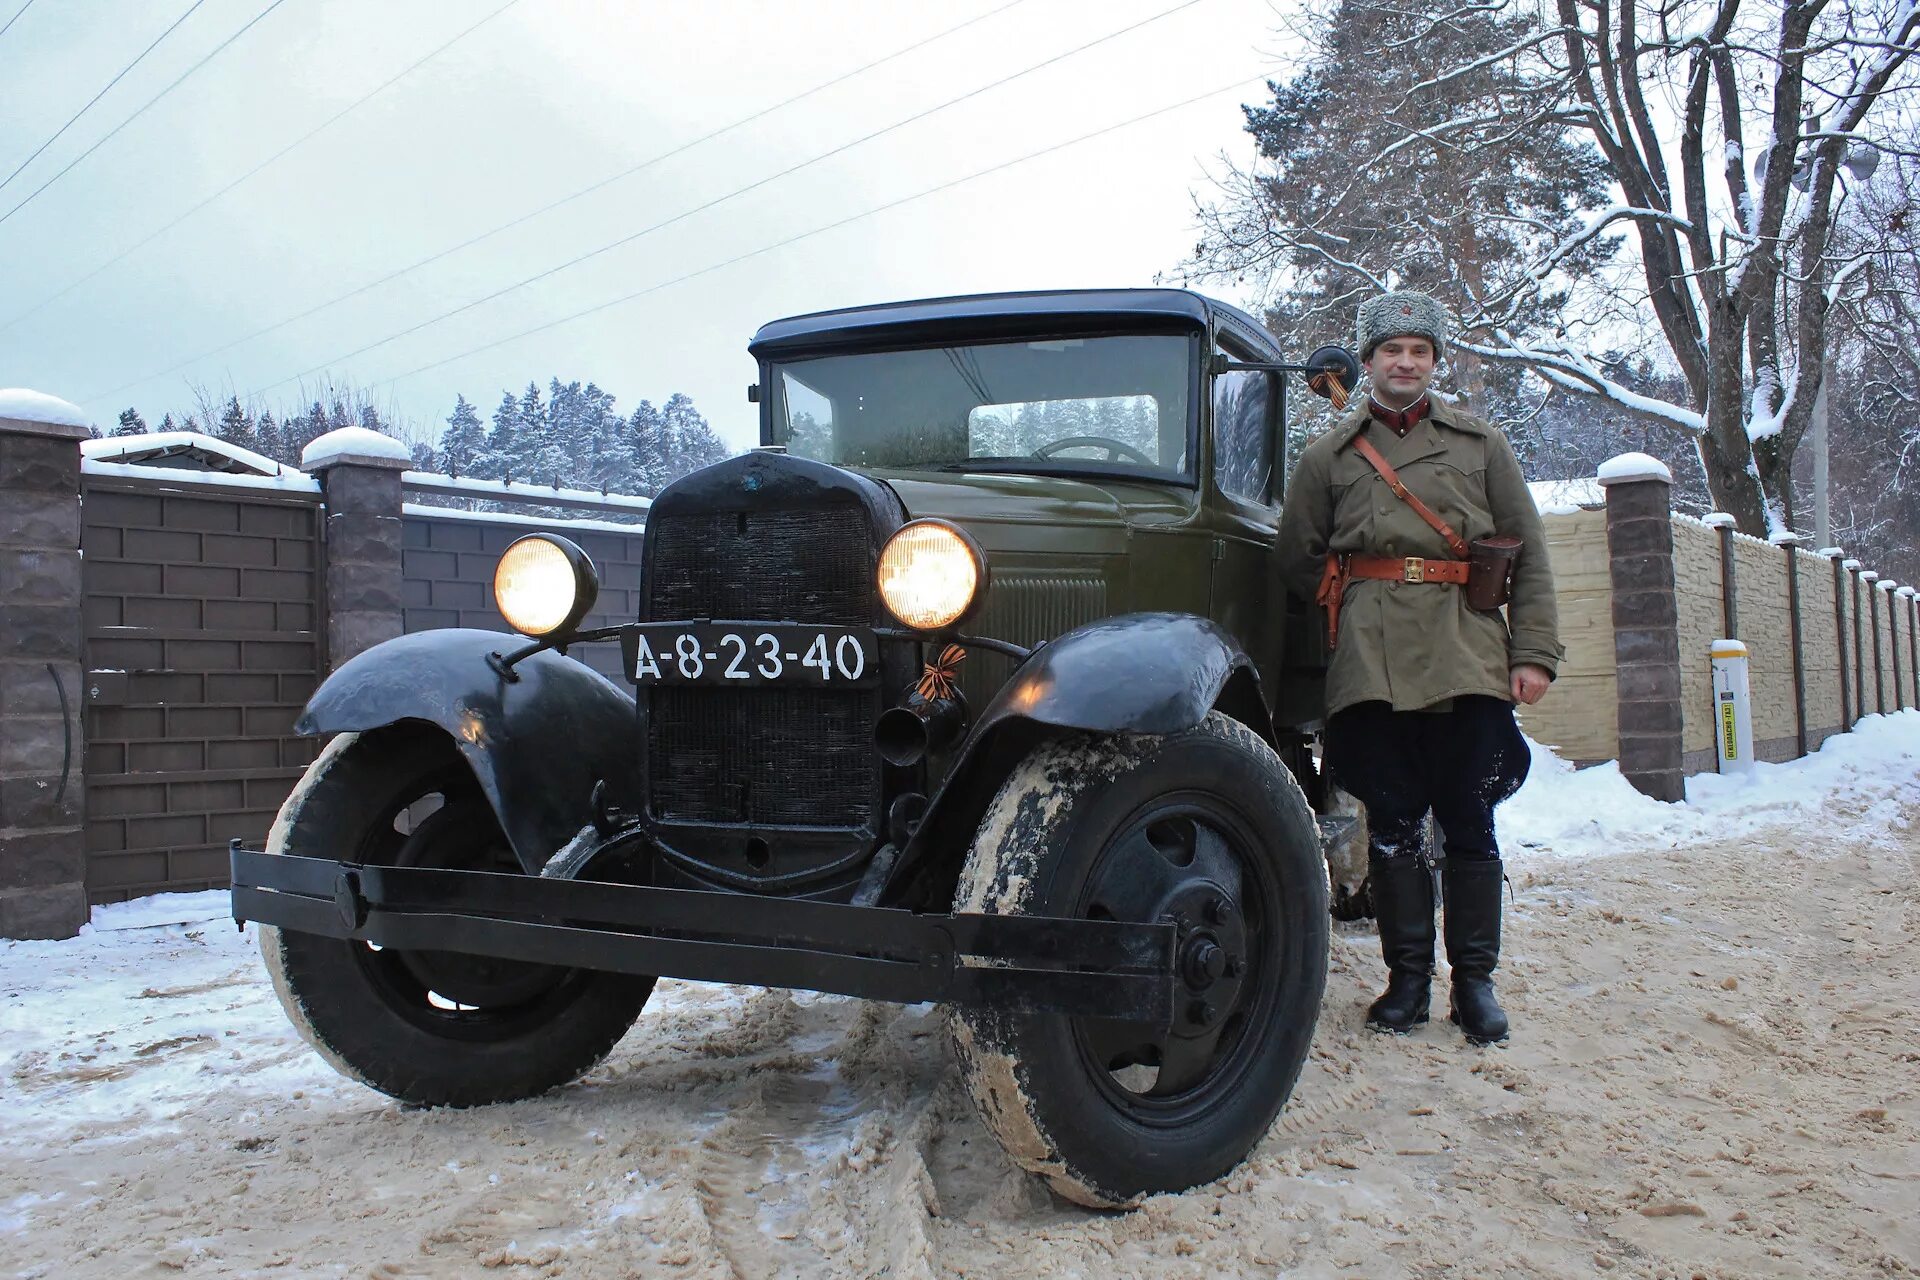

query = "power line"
[0,1,209,197]
[379,74,1268,388]
[82,0,1031,405]
[0,0,36,42]
[0,0,295,230]
[251,0,1203,397]
[2,0,522,337]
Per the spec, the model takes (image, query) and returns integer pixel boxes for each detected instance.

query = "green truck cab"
[233,288,1361,1208]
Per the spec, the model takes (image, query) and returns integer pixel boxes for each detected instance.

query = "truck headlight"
[877,520,986,631]
[493,535,599,638]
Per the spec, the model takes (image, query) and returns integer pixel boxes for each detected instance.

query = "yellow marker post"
[1710,639,1754,774]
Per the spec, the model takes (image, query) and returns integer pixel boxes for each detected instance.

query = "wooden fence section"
[79,477,325,904]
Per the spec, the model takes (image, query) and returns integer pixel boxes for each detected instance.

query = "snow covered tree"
[628,399,667,494]
[217,397,259,455]
[255,411,281,463]
[112,408,148,436]
[1188,0,1920,537]
[478,391,523,482]
[437,395,487,477]
[658,392,729,487]
[1185,0,1613,417]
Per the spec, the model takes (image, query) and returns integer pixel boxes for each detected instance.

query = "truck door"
[1206,338,1284,706]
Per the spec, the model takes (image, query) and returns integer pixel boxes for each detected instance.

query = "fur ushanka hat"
[1356,291,1450,361]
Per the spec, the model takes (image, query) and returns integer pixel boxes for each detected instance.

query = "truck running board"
[229,844,1177,1024]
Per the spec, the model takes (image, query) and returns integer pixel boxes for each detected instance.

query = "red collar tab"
[1368,395,1430,436]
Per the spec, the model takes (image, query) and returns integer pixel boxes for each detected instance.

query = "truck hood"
[868,468,1191,555]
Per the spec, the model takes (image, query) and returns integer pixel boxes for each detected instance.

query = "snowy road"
[4,713,1918,1278]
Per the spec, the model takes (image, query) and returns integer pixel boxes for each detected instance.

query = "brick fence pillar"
[0,394,90,938]
[303,428,412,672]
[1599,452,1684,802]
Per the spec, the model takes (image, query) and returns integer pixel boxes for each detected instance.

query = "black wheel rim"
[344,768,586,1041]
[1068,791,1283,1126]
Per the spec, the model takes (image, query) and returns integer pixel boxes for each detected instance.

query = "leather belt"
[1347,554,1469,585]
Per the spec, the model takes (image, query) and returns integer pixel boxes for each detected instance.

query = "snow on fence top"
[0,388,90,428]
[80,457,321,495]
[1596,451,1673,485]
[1701,512,1737,528]
[82,430,288,477]
[1528,477,1605,514]
[401,503,647,536]
[400,470,652,514]
[301,426,414,469]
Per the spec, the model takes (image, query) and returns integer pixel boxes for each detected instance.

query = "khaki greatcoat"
[1274,398,1563,718]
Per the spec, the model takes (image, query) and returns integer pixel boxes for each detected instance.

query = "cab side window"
[1212,340,1275,505]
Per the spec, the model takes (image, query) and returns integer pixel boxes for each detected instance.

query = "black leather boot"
[1444,857,1509,1044]
[1365,855,1434,1033]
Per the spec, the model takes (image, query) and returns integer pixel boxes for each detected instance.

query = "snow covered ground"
[3,711,1916,1277]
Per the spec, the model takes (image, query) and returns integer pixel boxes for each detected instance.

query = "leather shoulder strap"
[1350,433,1471,559]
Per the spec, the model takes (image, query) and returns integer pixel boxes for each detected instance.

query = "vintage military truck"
[231,288,1363,1208]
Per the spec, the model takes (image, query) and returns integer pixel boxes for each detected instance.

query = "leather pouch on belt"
[1465,535,1523,611]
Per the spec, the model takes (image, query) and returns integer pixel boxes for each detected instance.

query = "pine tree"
[658,392,728,487]
[438,395,487,477]
[157,413,177,434]
[1189,0,1611,418]
[480,391,523,482]
[255,410,282,463]
[628,399,666,494]
[112,408,148,436]
[217,397,259,454]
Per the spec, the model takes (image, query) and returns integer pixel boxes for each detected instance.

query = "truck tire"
[258,725,655,1107]
[948,712,1329,1208]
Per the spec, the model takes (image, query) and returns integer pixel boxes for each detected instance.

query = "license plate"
[625,622,879,687]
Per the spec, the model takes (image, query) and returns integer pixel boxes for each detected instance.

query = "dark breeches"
[1323,695,1531,863]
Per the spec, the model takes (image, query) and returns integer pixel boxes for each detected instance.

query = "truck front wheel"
[948,712,1329,1207]
[258,726,655,1107]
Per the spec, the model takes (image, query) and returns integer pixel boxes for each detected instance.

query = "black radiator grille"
[649,687,874,825]
[644,500,880,828]
[648,505,873,625]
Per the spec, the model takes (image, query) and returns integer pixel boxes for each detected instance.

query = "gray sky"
[1,0,1295,453]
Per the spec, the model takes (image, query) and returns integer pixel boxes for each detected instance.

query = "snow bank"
[1502,708,1920,860]
[0,388,89,428]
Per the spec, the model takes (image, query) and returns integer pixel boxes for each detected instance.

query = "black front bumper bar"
[230,844,1177,1023]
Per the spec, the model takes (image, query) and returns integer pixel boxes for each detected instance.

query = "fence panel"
[80,478,324,903]
[400,508,646,682]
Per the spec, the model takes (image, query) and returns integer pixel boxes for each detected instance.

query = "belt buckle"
[1403,557,1425,583]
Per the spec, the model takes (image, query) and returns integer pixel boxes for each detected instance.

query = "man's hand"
[1510,663,1551,706]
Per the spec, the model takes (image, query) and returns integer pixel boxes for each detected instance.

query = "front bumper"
[230,844,1176,1023]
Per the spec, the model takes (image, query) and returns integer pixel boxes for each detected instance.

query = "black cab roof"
[749,288,1281,362]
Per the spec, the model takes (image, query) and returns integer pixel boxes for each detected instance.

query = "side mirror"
[1302,346,1361,409]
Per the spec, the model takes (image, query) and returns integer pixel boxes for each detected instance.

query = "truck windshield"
[769,333,1193,479]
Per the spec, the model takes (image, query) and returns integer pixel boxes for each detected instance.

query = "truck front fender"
[969,612,1270,742]
[893,613,1272,904]
[295,629,637,874]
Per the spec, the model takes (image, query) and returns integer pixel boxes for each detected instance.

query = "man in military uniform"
[1275,291,1561,1045]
